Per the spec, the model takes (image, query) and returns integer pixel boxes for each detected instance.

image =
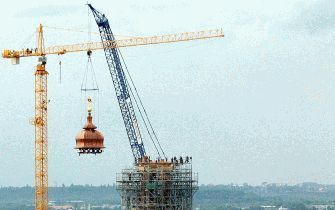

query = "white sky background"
[0,0,334,186]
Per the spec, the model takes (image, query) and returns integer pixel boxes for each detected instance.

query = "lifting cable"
[118,49,167,159]
[80,50,100,125]
[126,77,162,159]
[79,9,100,126]
[58,57,62,83]
[43,25,136,39]
[81,9,99,92]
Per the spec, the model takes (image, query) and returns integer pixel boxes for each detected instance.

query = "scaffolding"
[116,157,198,210]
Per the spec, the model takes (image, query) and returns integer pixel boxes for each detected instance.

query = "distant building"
[311,205,335,210]
[278,206,288,210]
[261,205,277,210]
[50,205,74,210]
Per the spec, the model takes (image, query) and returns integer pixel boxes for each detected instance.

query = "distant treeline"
[1,183,335,209]
[0,184,119,205]
[193,183,335,209]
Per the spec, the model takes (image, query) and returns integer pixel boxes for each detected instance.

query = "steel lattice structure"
[89,4,146,159]
[34,63,48,210]
[3,29,223,59]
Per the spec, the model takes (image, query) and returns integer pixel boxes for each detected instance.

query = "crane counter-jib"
[2,28,224,61]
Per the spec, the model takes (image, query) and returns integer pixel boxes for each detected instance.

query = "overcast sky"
[0,0,334,187]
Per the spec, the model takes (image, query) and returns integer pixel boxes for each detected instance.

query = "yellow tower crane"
[2,24,224,210]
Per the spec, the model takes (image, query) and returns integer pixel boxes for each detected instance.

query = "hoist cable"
[126,78,162,158]
[118,49,167,159]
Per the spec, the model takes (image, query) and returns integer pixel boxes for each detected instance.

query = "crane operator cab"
[75,97,105,155]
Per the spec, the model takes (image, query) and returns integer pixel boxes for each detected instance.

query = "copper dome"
[75,114,105,155]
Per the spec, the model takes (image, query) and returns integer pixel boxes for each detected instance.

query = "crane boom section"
[2,29,223,59]
[89,4,145,160]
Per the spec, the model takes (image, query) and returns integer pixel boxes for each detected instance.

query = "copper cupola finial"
[75,97,105,155]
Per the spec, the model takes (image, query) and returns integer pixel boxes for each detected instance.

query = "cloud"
[16,5,79,18]
[289,0,335,34]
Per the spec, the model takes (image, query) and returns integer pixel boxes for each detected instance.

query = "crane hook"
[59,59,62,83]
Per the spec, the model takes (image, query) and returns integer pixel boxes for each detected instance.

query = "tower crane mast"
[34,25,49,210]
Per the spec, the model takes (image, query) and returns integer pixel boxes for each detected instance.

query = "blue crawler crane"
[88,4,199,210]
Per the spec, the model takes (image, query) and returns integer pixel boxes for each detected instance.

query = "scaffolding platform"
[116,157,198,210]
